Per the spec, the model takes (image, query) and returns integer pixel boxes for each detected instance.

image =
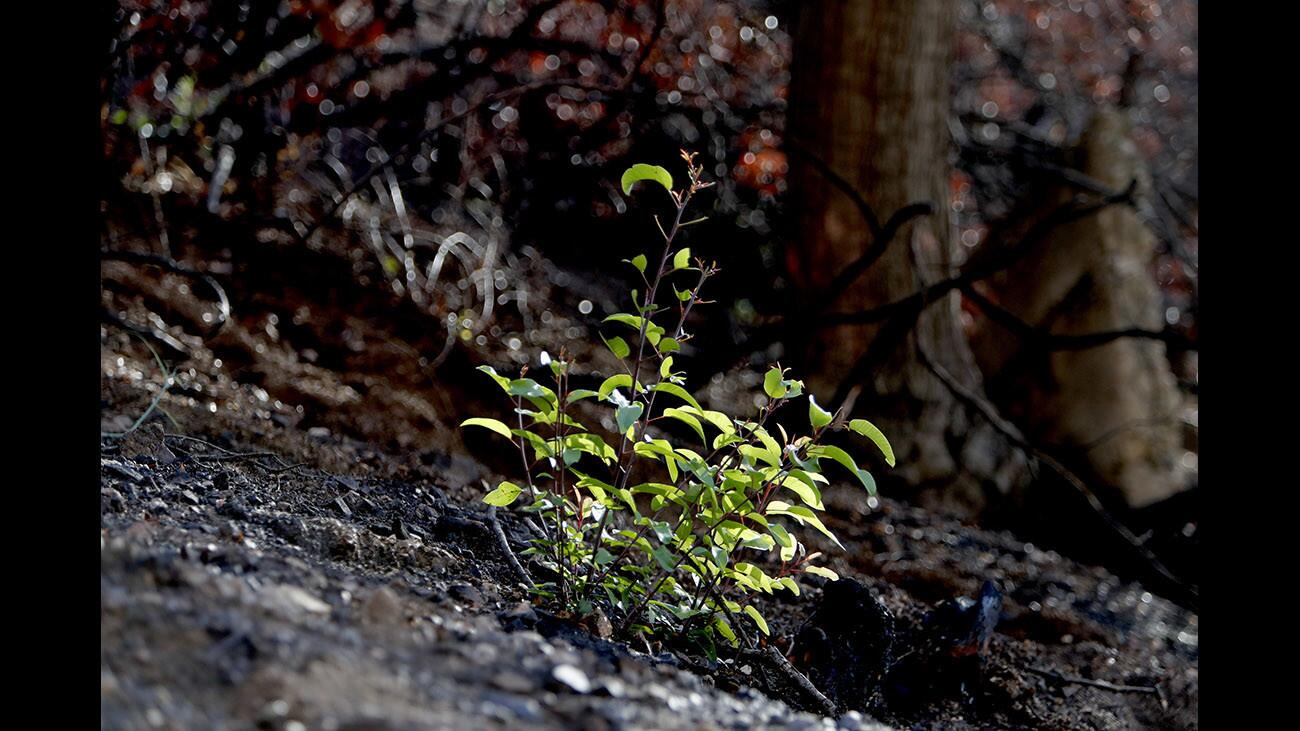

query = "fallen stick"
[740,646,838,717]
[1025,665,1165,707]
[487,506,534,588]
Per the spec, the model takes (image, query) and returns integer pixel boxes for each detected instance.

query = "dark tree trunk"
[787,0,1024,510]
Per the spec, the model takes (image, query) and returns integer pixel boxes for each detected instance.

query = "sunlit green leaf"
[598,374,634,400]
[849,418,895,467]
[743,605,770,635]
[763,367,787,399]
[808,444,876,494]
[602,334,630,359]
[460,417,512,440]
[663,407,707,443]
[621,163,674,196]
[650,382,702,411]
[483,481,522,507]
[808,394,833,430]
[673,247,691,270]
[804,565,840,581]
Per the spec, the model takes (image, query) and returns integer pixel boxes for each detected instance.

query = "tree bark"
[787,0,1024,509]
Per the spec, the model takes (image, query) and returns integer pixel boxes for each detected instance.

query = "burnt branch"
[961,286,1197,352]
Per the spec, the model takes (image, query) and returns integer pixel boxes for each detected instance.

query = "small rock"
[361,586,404,626]
[580,607,614,639]
[271,516,304,544]
[492,670,537,693]
[180,489,201,506]
[392,518,410,540]
[219,498,251,520]
[448,582,483,606]
[212,471,231,491]
[551,663,592,694]
[499,602,539,631]
[118,423,167,462]
[101,488,125,513]
[597,677,626,698]
[328,524,360,560]
[307,426,331,442]
[270,585,332,615]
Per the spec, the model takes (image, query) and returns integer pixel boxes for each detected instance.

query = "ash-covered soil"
[100,243,1196,730]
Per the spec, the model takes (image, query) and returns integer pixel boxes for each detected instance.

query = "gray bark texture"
[970,107,1192,508]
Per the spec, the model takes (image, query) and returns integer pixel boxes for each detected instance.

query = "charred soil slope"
[100,247,1197,730]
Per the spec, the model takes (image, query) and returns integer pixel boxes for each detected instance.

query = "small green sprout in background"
[461,150,893,647]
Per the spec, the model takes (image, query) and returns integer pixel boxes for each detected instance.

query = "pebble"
[102,488,126,513]
[271,585,332,615]
[498,602,538,631]
[449,583,483,605]
[551,663,592,694]
[492,670,537,693]
[219,498,251,520]
[362,586,404,626]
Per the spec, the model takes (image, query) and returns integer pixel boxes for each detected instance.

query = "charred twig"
[738,646,838,717]
[488,506,534,588]
[961,286,1197,352]
[163,434,303,474]
[1025,665,1164,702]
[819,182,1138,329]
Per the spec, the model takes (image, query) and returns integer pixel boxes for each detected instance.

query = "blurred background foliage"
[102,0,1195,365]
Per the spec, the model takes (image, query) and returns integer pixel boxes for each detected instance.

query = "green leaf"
[567,389,599,404]
[804,565,840,581]
[662,407,707,443]
[849,418,896,467]
[660,356,674,379]
[766,501,844,550]
[649,382,702,411]
[602,335,630,359]
[713,616,738,645]
[511,429,554,459]
[743,605,770,636]
[459,417,512,440]
[672,247,691,270]
[598,374,634,400]
[616,403,644,435]
[651,546,676,572]
[621,163,674,196]
[781,472,824,510]
[808,444,876,494]
[475,365,512,391]
[657,337,681,354]
[763,367,787,399]
[483,481,522,507]
[565,433,618,464]
[808,394,833,430]
[629,254,648,274]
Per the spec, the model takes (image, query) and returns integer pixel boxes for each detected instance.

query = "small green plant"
[461,151,894,646]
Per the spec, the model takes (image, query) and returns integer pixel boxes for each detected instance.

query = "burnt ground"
[100,240,1198,730]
